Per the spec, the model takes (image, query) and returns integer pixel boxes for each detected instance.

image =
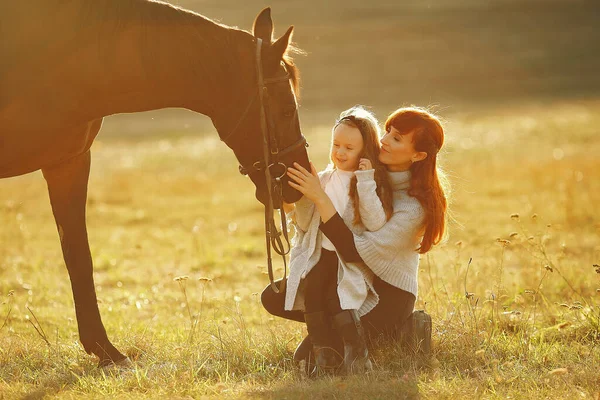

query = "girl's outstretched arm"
[286,162,336,223]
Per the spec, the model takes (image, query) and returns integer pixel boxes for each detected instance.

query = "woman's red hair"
[385,107,448,253]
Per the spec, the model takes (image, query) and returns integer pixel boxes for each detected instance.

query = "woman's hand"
[287,162,337,222]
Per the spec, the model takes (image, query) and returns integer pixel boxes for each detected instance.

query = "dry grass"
[1,99,600,398]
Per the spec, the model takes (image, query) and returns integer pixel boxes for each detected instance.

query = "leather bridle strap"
[238,135,306,176]
[219,38,302,294]
[254,38,290,294]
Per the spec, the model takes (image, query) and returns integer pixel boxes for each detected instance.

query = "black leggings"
[261,275,416,339]
[304,249,343,315]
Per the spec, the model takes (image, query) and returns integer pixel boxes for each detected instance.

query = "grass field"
[2,0,600,398]
[1,98,600,399]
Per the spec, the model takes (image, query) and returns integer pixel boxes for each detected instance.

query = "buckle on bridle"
[268,162,287,180]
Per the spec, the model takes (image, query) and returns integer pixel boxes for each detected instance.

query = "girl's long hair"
[331,106,394,225]
[385,107,448,253]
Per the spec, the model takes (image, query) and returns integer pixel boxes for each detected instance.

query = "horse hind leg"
[42,150,126,366]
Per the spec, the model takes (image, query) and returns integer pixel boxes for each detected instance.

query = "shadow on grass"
[246,373,420,400]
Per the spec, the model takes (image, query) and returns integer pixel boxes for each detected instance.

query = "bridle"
[220,38,308,294]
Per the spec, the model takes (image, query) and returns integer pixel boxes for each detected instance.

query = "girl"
[282,106,393,373]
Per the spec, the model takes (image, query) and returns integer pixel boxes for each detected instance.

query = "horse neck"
[86,1,254,121]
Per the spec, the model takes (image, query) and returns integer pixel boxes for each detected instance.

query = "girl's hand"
[287,162,326,203]
[287,162,337,222]
[358,158,372,171]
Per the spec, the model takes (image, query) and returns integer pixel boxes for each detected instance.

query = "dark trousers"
[261,273,416,340]
[304,249,343,315]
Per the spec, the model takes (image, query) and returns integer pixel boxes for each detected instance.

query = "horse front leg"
[42,150,126,366]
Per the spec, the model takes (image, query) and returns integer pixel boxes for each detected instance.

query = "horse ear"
[253,7,273,42]
[270,26,294,61]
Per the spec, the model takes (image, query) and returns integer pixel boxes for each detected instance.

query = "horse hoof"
[99,357,134,370]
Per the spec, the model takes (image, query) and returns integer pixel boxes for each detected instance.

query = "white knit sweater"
[284,168,387,316]
[353,170,425,297]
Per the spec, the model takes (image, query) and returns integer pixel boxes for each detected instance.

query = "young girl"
[283,106,393,373]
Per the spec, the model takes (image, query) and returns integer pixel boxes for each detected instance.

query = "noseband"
[220,38,308,293]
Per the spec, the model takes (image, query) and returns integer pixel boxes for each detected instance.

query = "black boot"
[397,310,432,356]
[304,311,339,374]
[293,335,312,363]
[333,310,372,374]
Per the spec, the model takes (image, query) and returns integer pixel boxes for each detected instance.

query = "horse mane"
[283,50,301,98]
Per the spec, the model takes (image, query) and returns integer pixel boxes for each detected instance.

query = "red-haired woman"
[262,106,449,374]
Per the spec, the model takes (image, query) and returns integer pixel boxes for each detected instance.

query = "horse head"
[213,8,310,207]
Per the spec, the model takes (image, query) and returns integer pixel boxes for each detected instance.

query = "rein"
[221,38,308,294]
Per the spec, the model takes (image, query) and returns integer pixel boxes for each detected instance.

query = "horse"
[0,0,310,366]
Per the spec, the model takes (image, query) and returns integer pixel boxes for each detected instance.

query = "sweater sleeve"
[290,195,315,233]
[354,169,387,231]
[319,213,364,263]
[353,199,424,282]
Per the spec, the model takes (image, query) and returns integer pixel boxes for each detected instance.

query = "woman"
[262,106,448,374]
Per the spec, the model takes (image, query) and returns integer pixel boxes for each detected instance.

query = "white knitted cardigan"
[284,169,386,316]
[284,170,425,315]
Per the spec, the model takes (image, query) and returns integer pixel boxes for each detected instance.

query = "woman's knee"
[260,284,280,316]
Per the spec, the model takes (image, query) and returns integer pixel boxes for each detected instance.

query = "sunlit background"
[2,1,600,398]
[101,0,600,136]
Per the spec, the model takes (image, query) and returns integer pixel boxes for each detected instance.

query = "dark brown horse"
[0,0,309,366]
